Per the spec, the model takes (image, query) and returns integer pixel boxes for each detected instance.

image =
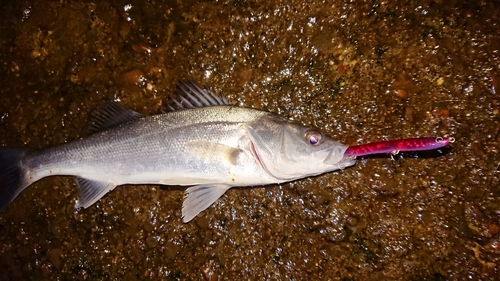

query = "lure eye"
[305,129,322,146]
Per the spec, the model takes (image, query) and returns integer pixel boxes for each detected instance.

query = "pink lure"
[344,137,454,158]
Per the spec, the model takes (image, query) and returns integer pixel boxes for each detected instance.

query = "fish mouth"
[323,145,351,165]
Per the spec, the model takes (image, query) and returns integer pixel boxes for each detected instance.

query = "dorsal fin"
[88,101,143,133]
[165,80,230,112]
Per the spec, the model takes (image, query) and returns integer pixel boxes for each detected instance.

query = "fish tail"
[0,148,28,209]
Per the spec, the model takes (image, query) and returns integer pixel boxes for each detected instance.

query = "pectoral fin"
[75,178,117,208]
[182,184,231,223]
[185,141,241,165]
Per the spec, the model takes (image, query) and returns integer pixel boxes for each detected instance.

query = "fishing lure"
[344,137,454,158]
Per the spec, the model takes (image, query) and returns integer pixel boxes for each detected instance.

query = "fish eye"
[305,129,322,146]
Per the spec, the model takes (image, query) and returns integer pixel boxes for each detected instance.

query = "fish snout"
[323,145,349,165]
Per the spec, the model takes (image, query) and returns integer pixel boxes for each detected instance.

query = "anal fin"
[75,178,117,208]
[182,184,231,223]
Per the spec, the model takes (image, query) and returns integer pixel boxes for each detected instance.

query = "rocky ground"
[0,0,499,280]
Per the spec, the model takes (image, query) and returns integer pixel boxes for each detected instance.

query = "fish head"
[247,116,356,181]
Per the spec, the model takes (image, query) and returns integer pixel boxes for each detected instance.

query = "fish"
[0,81,356,222]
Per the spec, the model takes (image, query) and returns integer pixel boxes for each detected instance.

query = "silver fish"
[0,81,355,222]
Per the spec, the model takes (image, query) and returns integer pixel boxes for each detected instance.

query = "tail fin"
[0,148,27,209]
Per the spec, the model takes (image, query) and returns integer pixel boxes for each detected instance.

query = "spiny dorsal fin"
[165,80,230,112]
[88,101,143,133]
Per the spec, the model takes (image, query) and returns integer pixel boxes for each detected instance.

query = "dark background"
[0,0,499,280]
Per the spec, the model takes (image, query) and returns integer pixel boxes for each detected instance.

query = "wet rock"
[347,216,358,227]
[237,68,253,87]
[131,44,153,55]
[47,248,63,270]
[143,222,154,233]
[394,89,408,98]
[145,236,158,249]
[194,215,210,230]
[164,241,179,260]
[16,246,30,258]
[122,69,146,88]
[314,222,347,243]
[492,72,499,94]
[201,266,217,281]
[464,202,491,238]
